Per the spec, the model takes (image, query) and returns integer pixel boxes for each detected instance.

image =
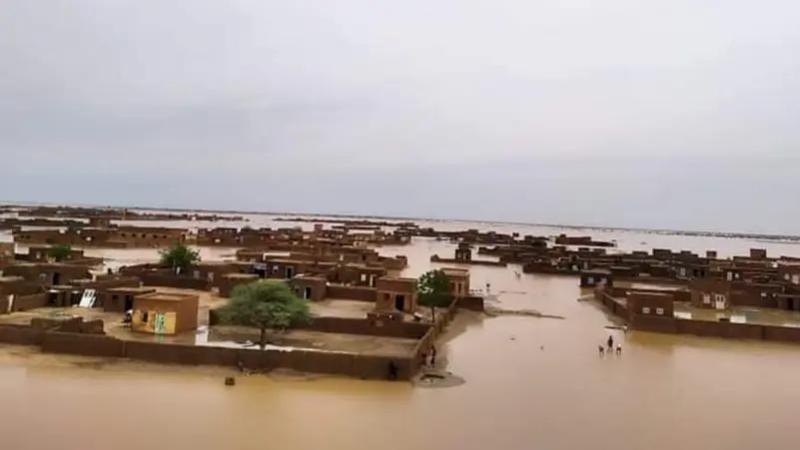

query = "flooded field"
[2,214,800,449]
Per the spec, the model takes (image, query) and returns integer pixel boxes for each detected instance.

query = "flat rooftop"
[105,286,157,294]
[615,281,685,292]
[674,302,800,328]
[223,273,258,279]
[138,292,198,303]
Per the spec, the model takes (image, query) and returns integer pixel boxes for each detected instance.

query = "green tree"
[217,280,311,349]
[47,244,73,261]
[418,269,452,322]
[159,243,200,273]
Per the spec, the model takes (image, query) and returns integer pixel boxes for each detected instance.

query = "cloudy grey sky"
[2,0,799,233]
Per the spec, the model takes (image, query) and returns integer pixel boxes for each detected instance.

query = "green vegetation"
[47,244,73,261]
[217,280,311,349]
[159,243,200,273]
[418,269,452,322]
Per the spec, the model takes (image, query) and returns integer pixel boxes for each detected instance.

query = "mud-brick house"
[775,292,800,312]
[652,249,673,260]
[217,273,259,297]
[723,267,744,283]
[375,277,418,314]
[727,282,783,308]
[88,217,112,228]
[98,286,157,313]
[442,268,470,297]
[455,243,472,262]
[261,257,310,280]
[190,261,253,284]
[626,292,676,332]
[23,246,81,262]
[330,264,386,287]
[131,292,199,335]
[111,226,187,248]
[0,276,46,313]
[289,274,328,301]
[673,260,710,280]
[690,279,732,310]
[236,249,268,263]
[777,262,800,286]
[628,292,675,318]
[21,246,103,266]
[377,255,408,271]
[2,262,91,287]
[580,269,613,288]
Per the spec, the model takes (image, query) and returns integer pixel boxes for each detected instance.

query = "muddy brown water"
[2,215,800,449]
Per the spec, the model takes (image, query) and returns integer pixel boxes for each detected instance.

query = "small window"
[656,307,664,315]
[642,307,651,314]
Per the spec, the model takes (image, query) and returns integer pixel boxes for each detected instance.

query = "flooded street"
[3,216,800,449]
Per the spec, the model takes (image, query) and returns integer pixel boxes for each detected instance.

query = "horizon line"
[2,198,799,242]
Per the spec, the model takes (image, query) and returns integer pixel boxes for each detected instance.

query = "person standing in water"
[607,335,614,351]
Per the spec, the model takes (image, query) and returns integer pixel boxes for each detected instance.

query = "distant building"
[580,269,612,288]
[455,243,472,262]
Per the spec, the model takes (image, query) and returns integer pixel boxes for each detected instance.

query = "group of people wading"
[598,333,623,356]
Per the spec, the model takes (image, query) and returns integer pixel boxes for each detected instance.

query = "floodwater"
[3,213,800,450]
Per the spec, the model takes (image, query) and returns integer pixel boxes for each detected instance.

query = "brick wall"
[306,316,429,339]
[326,284,377,302]
[140,274,211,290]
[40,332,125,357]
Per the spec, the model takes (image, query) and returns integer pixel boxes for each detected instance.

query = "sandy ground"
[208,325,418,357]
[310,298,373,319]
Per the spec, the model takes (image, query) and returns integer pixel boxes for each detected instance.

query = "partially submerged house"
[375,277,418,314]
[690,279,732,310]
[442,267,470,297]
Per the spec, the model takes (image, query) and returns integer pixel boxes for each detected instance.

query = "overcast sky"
[2,1,799,234]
